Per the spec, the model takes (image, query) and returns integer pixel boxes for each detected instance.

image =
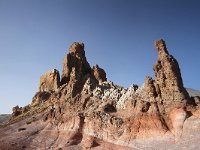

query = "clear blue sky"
[0,0,200,114]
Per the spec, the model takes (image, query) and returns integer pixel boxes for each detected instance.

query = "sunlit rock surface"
[1,40,199,150]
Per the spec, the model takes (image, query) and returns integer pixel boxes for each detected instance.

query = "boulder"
[169,108,187,142]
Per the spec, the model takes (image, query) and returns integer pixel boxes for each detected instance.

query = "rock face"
[143,76,157,102]
[39,69,60,92]
[31,91,51,106]
[61,42,91,85]
[153,39,189,107]
[92,64,107,82]
[2,40,200,150]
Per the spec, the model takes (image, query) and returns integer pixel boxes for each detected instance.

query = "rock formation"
[39,69,60,92]
[11,105,22,117]
[1,39,200,150]
[61,42,91,85]
[153,40,189,107]
[92,64,107,83]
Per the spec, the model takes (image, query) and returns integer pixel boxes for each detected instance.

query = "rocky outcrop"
[39,69,60,92]
[61,42,91,85]
[143,76,157,102]
[153,39,189,107]
[193,96,200,104]
[4,40,200,150]
[169,108,187,142]
[11,105,22,117]
[31,91,51,106]
[92,64,107,83]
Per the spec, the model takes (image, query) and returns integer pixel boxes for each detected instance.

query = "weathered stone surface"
[61,42,91,85]
[153,39,189,106]
[169,108,187,142]
[92,64,107,82]
[39,69,60,92]
[65,67,83,97]
[4,40,200,150]
[11,105,22,117]
[116,84,138,109]
[31,91,51,106]
[143,76,157,102]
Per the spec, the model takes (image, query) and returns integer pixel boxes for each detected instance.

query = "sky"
[0,0,200,114]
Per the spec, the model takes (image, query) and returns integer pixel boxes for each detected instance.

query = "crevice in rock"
[141,102,150,112]
[104,104,117,113]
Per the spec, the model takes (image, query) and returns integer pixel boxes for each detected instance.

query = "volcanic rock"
[169,107,187,142]
[61,42,91,85]
[153,39,189,108]
[92,64,107,83]
[194,96,200,104]
[11,105,22,117]
[2,39,199,150]
[39,69,60,92]
[143,76,157,102]
[31,91,51,106]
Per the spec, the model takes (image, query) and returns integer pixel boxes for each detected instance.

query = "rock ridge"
[1,39,199,150]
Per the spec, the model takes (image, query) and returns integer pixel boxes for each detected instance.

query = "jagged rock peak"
[69,42,85,59]
[39,69,60,92]
[92,64,107,82]
[153,39,189,106]
[155,39,169,55]
[61,42,91,85]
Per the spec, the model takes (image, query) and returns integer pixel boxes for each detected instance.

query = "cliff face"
[1,40,200,150]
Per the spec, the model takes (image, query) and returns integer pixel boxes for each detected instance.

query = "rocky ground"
[0,40,200,150]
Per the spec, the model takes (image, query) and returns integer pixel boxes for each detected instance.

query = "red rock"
[4,40,199,150]
[153,39,189,108]
[61,42,91,85]
[92,64,107,83]
[39,69,60,92]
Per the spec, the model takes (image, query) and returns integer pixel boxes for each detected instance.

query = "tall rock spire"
[153,39,189,106]
[61,42,91,85]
